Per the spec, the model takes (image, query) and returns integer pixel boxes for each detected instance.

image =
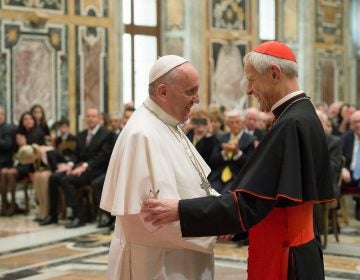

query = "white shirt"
[100,97,216,280]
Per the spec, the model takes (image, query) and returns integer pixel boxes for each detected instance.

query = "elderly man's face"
[165,63,200,123]
[245,110,258,131]
[227,115,243,135]
[245,62,277,112]
[350,111,360,136]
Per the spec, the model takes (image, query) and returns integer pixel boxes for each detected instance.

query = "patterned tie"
[221,135,238,183]
[353,146,360,180]
[86,132,93,146]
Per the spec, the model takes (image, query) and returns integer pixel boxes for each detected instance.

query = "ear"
[270,64,281,81]
[157,84,167,98]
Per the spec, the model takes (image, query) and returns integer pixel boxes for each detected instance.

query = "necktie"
[353,146,360,180]
[221,135,238,183]
[86,132,93,146]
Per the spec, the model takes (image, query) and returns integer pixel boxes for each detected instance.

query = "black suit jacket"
[326,134,343,196]
[341,130,355,171]
[0,123,16,168]
[75,127,113,178]
[186,130,220,165]
[208,131,255,182]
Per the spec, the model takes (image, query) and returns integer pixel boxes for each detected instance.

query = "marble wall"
[195,0,355,109]
[207,0,251,109]
[314,0,346,104]
[0,22,67,124]
[0,0,118,131]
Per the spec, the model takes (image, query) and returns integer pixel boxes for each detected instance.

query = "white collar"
[143,97,179,128]
[271,90,304,112]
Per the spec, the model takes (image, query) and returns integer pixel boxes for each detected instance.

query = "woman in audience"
[0,112,46,216]
[30,104,51,144]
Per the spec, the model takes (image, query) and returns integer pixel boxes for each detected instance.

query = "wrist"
[82,162,89,170]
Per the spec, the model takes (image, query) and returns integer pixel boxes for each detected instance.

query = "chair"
[321,156,345,248]
[77,185,95,223]
[339,184,360,225]
[16,177,32,214]
[321,200,339,248]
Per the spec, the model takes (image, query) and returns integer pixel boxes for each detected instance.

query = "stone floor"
[0,195,360,279]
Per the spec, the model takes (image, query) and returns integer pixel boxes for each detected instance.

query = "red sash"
[247,204,314,280]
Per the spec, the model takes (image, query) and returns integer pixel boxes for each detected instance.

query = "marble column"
[297,0,315,100]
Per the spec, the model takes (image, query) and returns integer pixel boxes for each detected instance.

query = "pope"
[101,55,218,279]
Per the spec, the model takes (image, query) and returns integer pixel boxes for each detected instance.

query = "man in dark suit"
[40,108,113,228]
[341,110,360,220]
[208,110,255,194]
[244,107,267,145]
[0,106,16,215]
[93,108,135,229]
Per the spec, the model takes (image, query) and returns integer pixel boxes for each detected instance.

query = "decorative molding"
[0,0,66,14]
[75,0,108,17]
[315,49,343,104]
[315,0,343,44]
[209,0,249,33]
[164,0,184,31]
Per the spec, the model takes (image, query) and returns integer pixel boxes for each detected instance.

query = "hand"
[221,143,232,152]
[69,165,86,176]
[56,163,72,173]
[141,199,180,226]
[342,168,351,183]
[217,234,234,242]
[16,134,27,146]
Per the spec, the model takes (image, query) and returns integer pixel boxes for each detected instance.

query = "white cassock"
[100,97,217,280]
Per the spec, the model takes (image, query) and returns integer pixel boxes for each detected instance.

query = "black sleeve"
[179,192,276,237]
[0,124,15,151]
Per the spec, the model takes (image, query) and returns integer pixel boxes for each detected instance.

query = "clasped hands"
[141,199,233,242]
[221,142,239,154]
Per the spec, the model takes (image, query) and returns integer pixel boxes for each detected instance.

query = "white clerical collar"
[271,90,304,112]
[144,97,179,127]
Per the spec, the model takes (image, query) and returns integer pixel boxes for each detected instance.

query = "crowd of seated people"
[1,100,360,233]
[0,104,135,230]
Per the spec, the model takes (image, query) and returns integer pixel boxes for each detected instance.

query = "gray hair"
[243,51,298,78]
[225,109,245,121]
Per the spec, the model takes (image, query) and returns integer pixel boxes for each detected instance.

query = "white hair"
[243,51,298,78]
[225,109,245,121]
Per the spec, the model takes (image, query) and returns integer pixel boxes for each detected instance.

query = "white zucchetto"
[149,55,188,84]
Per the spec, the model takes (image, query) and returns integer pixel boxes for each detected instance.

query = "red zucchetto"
[253,41,297,62]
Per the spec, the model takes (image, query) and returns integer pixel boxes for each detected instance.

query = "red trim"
[231,190,246,231]
[233,188,335,204]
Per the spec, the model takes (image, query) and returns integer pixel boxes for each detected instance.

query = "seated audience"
[40,108,113,228]
[33,119,77,221]
[208,110,255,194]
[341,110,360,220]
[0,106,16,215]
[0,112,45,215]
